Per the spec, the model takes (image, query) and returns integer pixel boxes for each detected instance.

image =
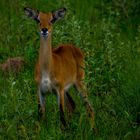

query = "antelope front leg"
[38,87,46,119]
[57,89,66,127]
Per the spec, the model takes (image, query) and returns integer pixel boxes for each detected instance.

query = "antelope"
[24,7,95,129]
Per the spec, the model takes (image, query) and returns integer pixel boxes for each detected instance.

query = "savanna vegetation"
[0,0,140,139]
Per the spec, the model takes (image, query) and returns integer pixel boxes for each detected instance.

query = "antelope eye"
[36,19,40,24]
[34,17,40,23]
[48,21,52,25]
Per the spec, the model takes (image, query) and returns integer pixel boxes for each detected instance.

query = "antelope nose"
[41,28,48,36]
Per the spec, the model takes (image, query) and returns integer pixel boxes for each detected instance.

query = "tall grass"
[0,0,140,139]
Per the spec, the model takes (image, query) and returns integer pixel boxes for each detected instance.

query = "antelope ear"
[24,7,39,22]
[50,7,66,24]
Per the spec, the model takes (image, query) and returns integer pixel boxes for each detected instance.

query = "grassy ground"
[0,0,140,139]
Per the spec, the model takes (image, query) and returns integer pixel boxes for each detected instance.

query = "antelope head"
[24,7,66,38]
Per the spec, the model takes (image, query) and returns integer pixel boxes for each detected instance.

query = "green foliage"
[0,0,140,139]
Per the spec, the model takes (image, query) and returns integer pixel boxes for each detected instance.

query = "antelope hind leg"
[75,82,95,130]
[65,91,76,113]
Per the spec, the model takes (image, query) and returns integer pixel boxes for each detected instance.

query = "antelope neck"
[39,33,52,75]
